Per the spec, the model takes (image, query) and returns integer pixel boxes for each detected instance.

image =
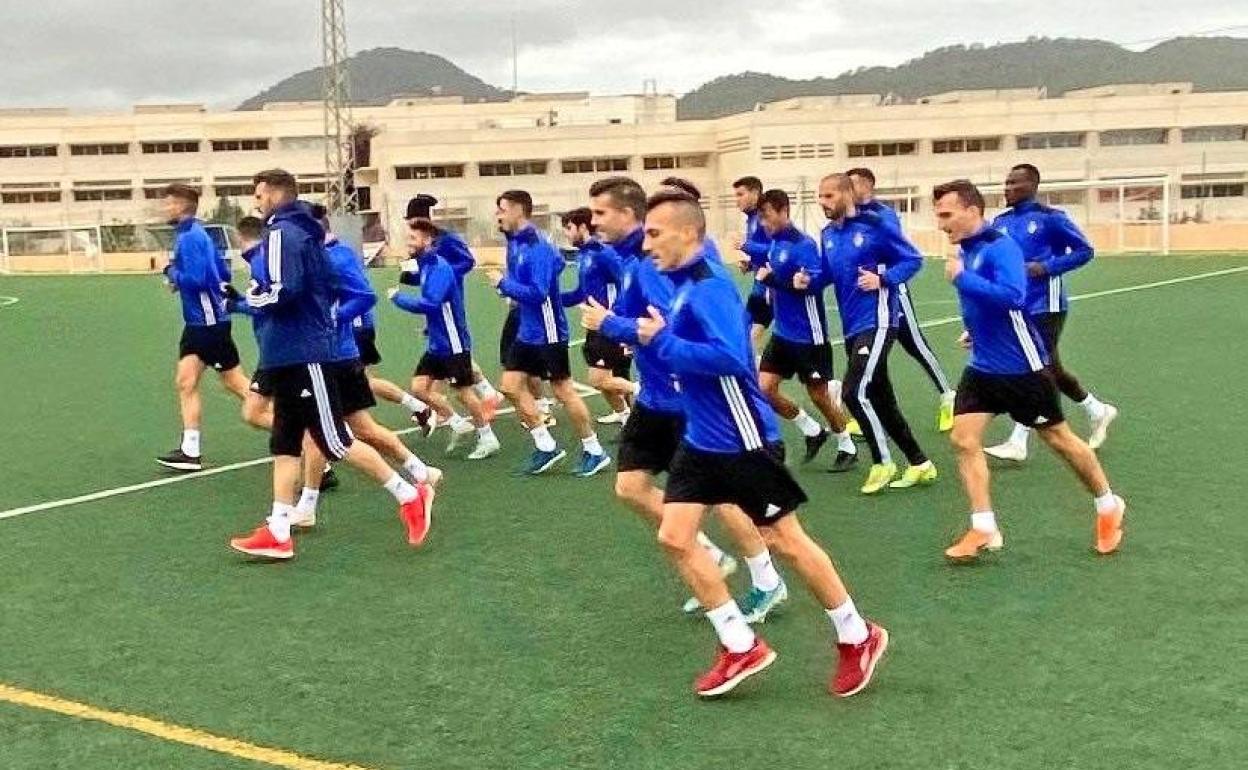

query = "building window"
[641,154,709,170]
[213,184,253,197]
[142,179,202,199]
[478,160,548,177]
[1181,125,1248,143]
[394,164,465,180]
[73,188,133,202]
[0,144,58,158]
[1,190,62,204]
[1099,128,1168,147]
[1180,183,1246,199]
[70,143,130,156]
[210,139,270,152]
[1041,190,1086,206]
[141,140,201,154]
[1016,132,1086,150]
[932,137,1002,154]
[560,157,629,174]
[846,141,917,158]
[760,143,836,161]
[298,181,328,195]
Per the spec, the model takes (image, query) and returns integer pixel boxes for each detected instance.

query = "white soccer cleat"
[424,466,443,488]
[983,441,1028,462]
[1087,404,1118,451]
[289,508,317,529]
[467,435,501,460]
[445,423,475,454]
[596,411,629,425]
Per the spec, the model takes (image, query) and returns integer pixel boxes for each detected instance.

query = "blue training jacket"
[651,251,782,454]
[955,226,1050,375]
[860,198,902,232]
[993,198,1094,316]
[325,237,378,362]
[324,238,376,331]
[758,224,828,345]
[167,217,229,327]
[820,209,923,339]
[392,252,473,357]
[496,224,568,345]
[740,208,772,300]
[245,201,337,368]
[561,238,623,309]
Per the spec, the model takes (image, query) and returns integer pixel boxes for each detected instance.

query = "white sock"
[835,430,856,454]
[745,550,782,592]
[792,409,823,438]
[1080,393,1107,420]
[181,429,201,457]
[971,510,998,533]
[826,597,869,646]
[695,532,725,564]
[473,380,499,400]
[530,425,557,452]
[295,487,319,515]
[941,390,956,405]
[1008,423,1031,446]
[383,473,419,504]
[477,425,497,442]
[581,434,604,456]
[400,393,426,414]
[1094,490,1119,514]
[706,601,757,654]
[402,455,429,483]
[266,501,292,541]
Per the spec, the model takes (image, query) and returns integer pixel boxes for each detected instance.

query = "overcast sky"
[2,1,1244,110]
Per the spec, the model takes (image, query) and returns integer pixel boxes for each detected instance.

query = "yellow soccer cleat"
[860,462,897,495]
[889,461,938,489]
[938,394,955,433]
[846,419,863,438]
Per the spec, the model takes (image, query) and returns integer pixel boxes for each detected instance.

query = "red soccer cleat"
[229,525,294,560]
[830,621,889,698]
[399,484,435,546]
[694,638,777,698]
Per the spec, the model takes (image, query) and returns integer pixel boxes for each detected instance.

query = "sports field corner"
[1,252,1247,769]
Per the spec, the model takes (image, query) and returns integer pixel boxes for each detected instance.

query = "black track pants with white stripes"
[842,329,928,466]
[896,287,952,395]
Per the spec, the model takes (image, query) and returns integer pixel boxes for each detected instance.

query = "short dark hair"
[496,189,533,217]
[236,216,264,240]
[846,167,876,186]
[759,188,790,213]
[646,189,706,237]
[560,207,594,231]
[588,176,646,219]
[408,218,439,236]
[1011,163,1041,185]
[252,169,298,195]
[163,183,200,206]
[932,179,985,211]
[309,203,329,222]
[661,176,702,200]
[732,176,763,193]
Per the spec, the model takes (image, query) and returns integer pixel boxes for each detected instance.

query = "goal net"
[0,225,104,274]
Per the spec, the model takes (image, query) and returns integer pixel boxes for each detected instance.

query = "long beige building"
[1,82,1245,270]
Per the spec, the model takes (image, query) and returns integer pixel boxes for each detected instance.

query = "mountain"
[676,37,1248,119]
[237,47,508,110]
[238,38,1248,118]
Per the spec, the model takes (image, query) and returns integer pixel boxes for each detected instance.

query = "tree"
[207,196,246,227]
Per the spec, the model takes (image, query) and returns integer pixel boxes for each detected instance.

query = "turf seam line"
[0,682,376,770]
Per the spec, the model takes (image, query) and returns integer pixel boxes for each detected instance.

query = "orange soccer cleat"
[1095,496,1126,555]
[944,528,1004,562]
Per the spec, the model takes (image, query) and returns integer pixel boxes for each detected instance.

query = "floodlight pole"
[322,0,358,215]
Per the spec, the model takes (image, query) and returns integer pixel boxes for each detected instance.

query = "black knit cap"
[406,194,439,220]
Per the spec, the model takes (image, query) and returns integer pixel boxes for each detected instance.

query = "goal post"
[0,225,104,273]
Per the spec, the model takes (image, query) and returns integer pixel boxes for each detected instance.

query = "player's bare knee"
[950,424,981,455]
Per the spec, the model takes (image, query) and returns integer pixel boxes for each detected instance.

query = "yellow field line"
[0,682,377,770]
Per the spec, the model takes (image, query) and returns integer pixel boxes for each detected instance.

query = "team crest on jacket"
[852,232,865,248]
[1027,220,1039,235]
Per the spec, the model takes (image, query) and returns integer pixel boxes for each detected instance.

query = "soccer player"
[984,164,1118,461]
[932,179,1126,559]
[228,170,435,559]
[559,207,634,425]
[633,189,888,698]
[485,190,610,477]
[819,173,936,494]
[391,218,501,460]
[225,217,274,432]
[848,167,956,432]
[752,188,857,471]
[728,176,773,351]
[582,176,788,623]
[157,183,251,472]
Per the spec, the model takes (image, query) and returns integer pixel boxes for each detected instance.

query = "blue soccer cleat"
[574,451,611,478]
[525,448,567,475]
[739,580,789,624]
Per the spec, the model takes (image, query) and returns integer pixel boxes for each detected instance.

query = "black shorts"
[499,306,521,367]
[954,367,1065,428]
[665,442,807,525]
[249,368,275,398]
[353,327,382,367]
[760,336,834,385]
[746,291,773,329]
[332,359,376,416]
[179,324,240,372]
[582,330,630,377]
[415,351,475,387]
[618,404,685,474]
[506,341,572,382]
[269,363,354,460]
